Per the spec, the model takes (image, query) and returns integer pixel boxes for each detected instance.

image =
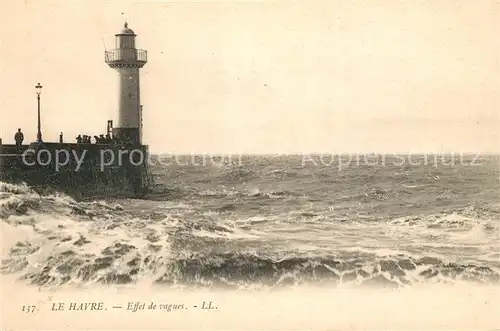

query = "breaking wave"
[1,176,499,289]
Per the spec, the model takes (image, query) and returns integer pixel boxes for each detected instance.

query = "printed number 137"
[22,305,37,313]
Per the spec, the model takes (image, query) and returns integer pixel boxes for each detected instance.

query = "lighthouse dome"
[118,22,135,35]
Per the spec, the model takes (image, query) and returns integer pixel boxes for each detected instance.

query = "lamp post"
[35,83,43,142]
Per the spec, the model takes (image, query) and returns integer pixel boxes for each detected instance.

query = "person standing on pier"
[14,128,24,147]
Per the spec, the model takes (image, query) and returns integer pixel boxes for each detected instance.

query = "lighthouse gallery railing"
[105,49,147,65]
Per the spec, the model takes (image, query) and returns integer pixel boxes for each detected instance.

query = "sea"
[1,154,499,290]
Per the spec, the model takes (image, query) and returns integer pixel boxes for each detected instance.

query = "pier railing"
[105,49,147,67]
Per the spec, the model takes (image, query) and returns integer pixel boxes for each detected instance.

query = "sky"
[1,0,499,154]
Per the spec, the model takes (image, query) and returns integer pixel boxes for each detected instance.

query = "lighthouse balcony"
[105,49,147,68]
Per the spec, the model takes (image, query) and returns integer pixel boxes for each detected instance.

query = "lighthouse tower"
[105,22,147,145]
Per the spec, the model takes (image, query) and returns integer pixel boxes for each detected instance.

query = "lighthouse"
[105,22,147,145]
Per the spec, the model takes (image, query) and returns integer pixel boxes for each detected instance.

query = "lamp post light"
[35,83,43,142]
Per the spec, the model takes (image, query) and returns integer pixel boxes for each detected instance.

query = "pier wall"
[0,142,153,200]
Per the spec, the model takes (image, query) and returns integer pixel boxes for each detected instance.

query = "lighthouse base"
[113,127,141,145]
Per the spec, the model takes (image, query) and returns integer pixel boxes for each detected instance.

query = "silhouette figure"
[14,128,24,147]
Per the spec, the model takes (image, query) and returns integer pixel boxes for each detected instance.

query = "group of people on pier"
[9,128,133,147]
[76,134,112,144]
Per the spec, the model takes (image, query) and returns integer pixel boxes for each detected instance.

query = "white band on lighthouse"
[117,68,141,128]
